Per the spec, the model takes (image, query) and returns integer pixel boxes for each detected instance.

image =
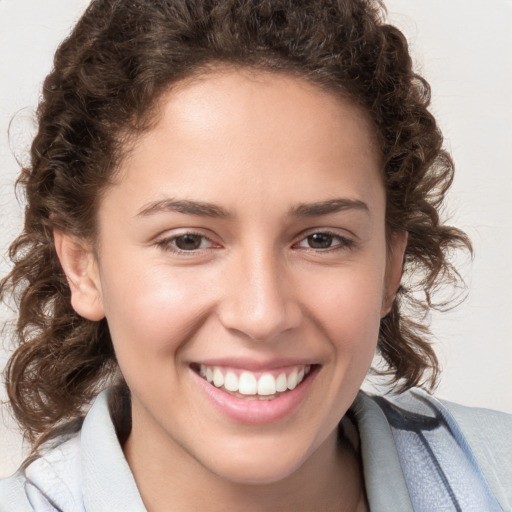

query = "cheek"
[302,264,384,350]
[99,256,215,357]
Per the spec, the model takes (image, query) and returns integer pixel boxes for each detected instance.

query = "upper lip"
[191,357,320,372]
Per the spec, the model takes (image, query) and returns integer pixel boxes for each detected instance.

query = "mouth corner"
[190,362,201,374]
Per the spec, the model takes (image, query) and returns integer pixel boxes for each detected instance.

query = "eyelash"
[155,229,355,255]
[293,230,355,252]
[155,232,219,254]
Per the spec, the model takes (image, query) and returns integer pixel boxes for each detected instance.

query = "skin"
[55,69,406,512]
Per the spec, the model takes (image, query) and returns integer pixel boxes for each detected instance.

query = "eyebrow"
[136,197,369,219]
[289,198,369,217]
[136,199,233,218]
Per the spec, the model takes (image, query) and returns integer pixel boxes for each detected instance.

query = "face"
[59,69,405,486]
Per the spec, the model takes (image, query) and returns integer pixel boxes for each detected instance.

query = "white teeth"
[287,369,298,390]
[198,365,311,396]
[239,372,257,395]
[257,374,276,395]
[224,371,239,392]
[213,367,224,388]
[276,373,288,392]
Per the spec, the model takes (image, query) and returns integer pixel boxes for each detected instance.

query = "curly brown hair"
[1,0,471,446]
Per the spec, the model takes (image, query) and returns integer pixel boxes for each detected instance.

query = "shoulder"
[367,389,512,510]
[439,396,512,506]
[0,434,83,512]
[380,389,512,469]
[1,389,146,512]
[440,396,512,444]
[0,470,31,512]
[368,387,511,435]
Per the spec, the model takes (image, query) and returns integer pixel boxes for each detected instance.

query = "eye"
[156,232,218,253]
[296,231,354,250]
[305,233,336,249]
[174,234,206,251]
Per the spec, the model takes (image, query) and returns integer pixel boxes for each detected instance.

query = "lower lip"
[192,367,317,425]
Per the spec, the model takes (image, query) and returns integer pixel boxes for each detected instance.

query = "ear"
[53,229,105,321]
[381,230,408,317]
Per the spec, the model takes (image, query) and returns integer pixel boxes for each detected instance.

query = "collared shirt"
[1,388,511,511]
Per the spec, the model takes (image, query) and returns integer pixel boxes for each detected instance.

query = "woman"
[1,0,510,510]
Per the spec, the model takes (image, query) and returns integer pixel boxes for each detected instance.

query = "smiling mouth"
[191,363,314,401]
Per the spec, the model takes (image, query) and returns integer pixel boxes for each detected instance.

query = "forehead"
[109,69,383,218]
[151,68,380,162]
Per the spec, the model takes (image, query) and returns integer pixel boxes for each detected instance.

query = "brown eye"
[174,234,204,251]
[306,233,334,249]
[295,231,354,252]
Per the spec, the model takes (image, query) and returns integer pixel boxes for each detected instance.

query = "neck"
[124,415,367,512]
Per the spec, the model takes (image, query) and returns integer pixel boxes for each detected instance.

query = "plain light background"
[1,0,511,478]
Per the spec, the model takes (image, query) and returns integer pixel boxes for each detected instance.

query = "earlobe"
[53,229,105,321]
[381,230,408,317]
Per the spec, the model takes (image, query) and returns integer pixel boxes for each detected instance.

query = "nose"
[217,249,302,342]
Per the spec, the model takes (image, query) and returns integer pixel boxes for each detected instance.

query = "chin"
[212,459,303,486]
[199,435,317,486]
